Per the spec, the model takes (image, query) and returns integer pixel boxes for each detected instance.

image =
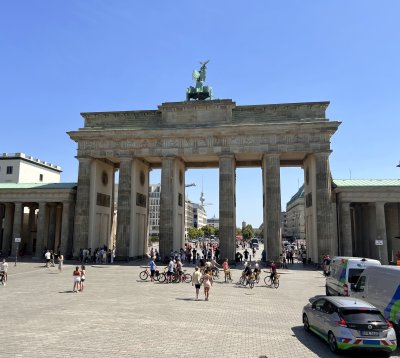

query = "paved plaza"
[0,258,398,358]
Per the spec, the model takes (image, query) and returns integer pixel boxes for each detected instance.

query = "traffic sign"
[15,237,21,243]
[375,240,383,246]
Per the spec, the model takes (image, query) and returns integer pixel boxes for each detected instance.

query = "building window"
[6,166,13,174]
[39,174,43,182]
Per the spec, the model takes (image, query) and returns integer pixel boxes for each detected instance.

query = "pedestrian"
[72,266,81,292]
[58,253,64,272]
[44,250,51,267]
[167,257,175,283]
[80,265,86,292]
[201,268,213,301]
[149,256,156,282]
[1,258,8,284]
[50,251,55,267]
[192,266,202,300]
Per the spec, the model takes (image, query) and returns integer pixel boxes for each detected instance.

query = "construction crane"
[185,183,196,187]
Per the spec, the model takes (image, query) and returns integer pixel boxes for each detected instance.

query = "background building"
[148,184,161,237]
[285,185,306,242]
[0,152,61,183]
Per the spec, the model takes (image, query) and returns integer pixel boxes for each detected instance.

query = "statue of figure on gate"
[186,60,213,101]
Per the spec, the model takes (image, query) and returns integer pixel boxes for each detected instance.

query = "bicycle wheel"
[239,276,245,285]
[264,276,272,287]
[184,273,192,283]
[139,270,148,281]
[274,279,279,289]
[158,273,166,283]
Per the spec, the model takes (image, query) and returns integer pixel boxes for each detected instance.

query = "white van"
[351,265,400,329]
[325,256,381,296]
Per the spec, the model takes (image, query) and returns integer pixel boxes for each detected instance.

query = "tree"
[242,225,254,241]
[188,227,199,239]
[202,225,215,238]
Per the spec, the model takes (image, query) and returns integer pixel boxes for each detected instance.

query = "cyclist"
[253,261,260,282]
[167,257,175,283]
[269,260,277,283]
[176,259,184,282]
[222,258,232,283]
[243,261,252,284]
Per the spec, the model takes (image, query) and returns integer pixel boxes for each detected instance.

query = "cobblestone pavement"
[0,260,398,358]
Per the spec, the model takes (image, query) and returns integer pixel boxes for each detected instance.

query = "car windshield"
[348,268,364,284]
[340,309,385,323]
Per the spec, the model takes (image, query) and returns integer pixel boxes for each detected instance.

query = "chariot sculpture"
[186,60,213,101]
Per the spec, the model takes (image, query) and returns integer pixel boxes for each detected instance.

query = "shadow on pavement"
[291,325,397,357]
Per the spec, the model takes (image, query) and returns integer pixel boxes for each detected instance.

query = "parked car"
[325,256,381,296]
[351,265,400,331]
[302,296,397,356]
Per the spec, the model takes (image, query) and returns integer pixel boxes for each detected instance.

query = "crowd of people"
[80,246,115,264]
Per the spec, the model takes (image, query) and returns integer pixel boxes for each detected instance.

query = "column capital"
[76,156,92,163]
[263,153,280,160]
[219,153,235,159]
[119,156,133,163]
[313,151,332,158]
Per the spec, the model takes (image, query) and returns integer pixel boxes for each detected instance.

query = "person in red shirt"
[269,260,277,282]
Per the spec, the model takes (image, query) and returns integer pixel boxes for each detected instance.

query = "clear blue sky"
[1,1,399,228]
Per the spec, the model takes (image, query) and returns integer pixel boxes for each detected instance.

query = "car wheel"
[328,332,339,354]
[303,314,310,332]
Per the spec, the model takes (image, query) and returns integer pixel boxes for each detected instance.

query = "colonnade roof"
[0,183,77,189]
[333,179,400,187]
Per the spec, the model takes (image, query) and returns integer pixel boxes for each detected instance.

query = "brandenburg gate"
[68,99,340,262]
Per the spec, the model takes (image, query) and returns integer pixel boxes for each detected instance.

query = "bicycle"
[211,267,219,280]
[139,267,160,282]
[264,272,280,289]
[239,271,255,289]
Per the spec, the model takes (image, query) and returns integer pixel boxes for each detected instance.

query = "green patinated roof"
[333,179,400,187]
[287,184,304,206]
[0,183,77,190]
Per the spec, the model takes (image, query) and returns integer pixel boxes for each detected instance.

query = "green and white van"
[325,257,381,296]
[352,265,400,330]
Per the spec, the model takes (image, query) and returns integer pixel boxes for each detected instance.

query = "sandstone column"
[262,154,281,261]
[47,203,57,251]
[59,201,71,257]
[27,205,37,254]
[116,158,132,260]
[0,204,4,253]
[35,202,47,258]
[339,202,352,256]
[159,157,185,259]
[73,157,92,258]
[314,152,335,259]
[2,203,13,256]
[219,154,236,261]
[375,202,388,264]
[11,202,23,258]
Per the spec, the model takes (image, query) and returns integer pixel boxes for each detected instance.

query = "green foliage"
[202,225,215,237]
[242,225,254,241]
[150,236,159,243]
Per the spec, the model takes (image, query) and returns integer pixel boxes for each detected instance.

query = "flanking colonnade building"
[68,99,339,262]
